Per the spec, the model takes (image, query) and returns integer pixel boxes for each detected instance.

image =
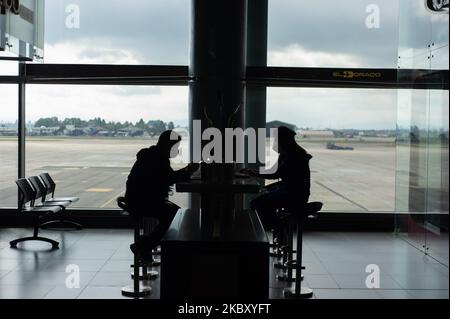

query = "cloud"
[0,84,18,122]
[44,0,190,65]
[268,44,363,68]
[25,85,189,125]
[268,0,399,68]
[44,40,142,64]
[267,87,398,130]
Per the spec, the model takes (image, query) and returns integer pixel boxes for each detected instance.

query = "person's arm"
[170,163,200,183]
[243,159,284,180]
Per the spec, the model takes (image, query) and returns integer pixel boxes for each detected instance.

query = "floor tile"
[44,286,85,299]
[332,274,402,289]
[405,290,449,299]
[305,274,339,289]
[0,229,448,300]
[0,285,54,299]
[375,289,414,299]
[392,274,449,290]
[314,289,380,299]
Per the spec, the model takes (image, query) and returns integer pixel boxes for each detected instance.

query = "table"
[176,178,261,194]
[176,178,261,238]
[160,177,269,299]
[160,209,269,299]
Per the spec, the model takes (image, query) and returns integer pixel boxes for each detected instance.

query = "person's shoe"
[130,243,154,264]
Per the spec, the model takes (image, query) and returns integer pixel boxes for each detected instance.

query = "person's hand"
[186,163,200,175]
[240,168,258,177]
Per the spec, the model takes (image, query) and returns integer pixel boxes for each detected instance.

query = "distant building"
[298,130,335,139]
[0,125,17,136]
[116,126,145,137]
[29,126,60,136]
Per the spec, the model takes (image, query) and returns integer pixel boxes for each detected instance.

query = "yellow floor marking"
[85,188,113,193]
[100,190,125,208]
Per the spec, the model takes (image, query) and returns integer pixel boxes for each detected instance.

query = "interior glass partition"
[396,0,449,265]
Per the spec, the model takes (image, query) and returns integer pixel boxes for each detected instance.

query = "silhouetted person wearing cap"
[125,130,199,262]
[243,126,312,231]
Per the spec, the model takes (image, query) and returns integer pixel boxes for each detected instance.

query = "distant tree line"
[33,117,176,136]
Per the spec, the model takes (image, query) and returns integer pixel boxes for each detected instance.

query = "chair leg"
[122,218,152,298]
[10,236,59,249]
[11,215,60,249]
[131,263,159,280]
[277,224,297,282]
[283,219,313,299]
[40,220,83,230]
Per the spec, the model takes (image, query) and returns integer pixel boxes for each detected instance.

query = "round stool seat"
[121,284,152,298]
[283,286,313,299]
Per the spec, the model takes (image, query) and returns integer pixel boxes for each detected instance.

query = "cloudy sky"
[0,0,428,130]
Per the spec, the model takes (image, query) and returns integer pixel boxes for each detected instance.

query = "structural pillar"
[245,0,268,208]
[189,0,248,233]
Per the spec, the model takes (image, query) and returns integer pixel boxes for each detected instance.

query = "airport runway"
[0,137,397,212]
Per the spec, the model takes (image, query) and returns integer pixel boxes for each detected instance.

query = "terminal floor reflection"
[0,229,447,299]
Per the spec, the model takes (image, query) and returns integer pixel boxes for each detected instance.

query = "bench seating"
[29,175,82,230]
[39,173,79,203]
[10,179,61,249]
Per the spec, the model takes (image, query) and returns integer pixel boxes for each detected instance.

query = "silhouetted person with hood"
[244,126,312,230]
[125,130,199,262]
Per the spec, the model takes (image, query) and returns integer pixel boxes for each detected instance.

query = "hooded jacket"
[125,146,189,212]
[266,144,312,200]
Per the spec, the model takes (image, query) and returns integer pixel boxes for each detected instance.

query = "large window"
[25,85,189,209]
[0,84,18,208]
[0,61,18,76]
[268,0,399,68]
[267,87,397,213]
[43,0,190,65]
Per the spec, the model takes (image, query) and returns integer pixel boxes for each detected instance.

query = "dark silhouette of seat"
[39,173,79,203]
[28,176,71,209]
[117,196,152,298]
[28,176,82,230]
[10,179,61,249]
[282,202,323,299]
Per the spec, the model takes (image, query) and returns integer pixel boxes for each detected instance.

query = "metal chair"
[28,176,82,230]
[10,179,61,249]
[39,173,79,203]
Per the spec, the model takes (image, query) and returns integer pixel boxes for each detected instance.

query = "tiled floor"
[0,228,448,299]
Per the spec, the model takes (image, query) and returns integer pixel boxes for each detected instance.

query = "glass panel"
[397,0,449,264]
[427,27,449,265]
[0,0,45,60]
[267,87,397,213]
[398,0,432,59]
[0,84,18,208]
[395,89,429,250]
[431,9,449,50]
[26,85,189,209]
[44,0,190,64]
[425,89,449,266]
[268,0,399,68]
[430,45,449,70]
